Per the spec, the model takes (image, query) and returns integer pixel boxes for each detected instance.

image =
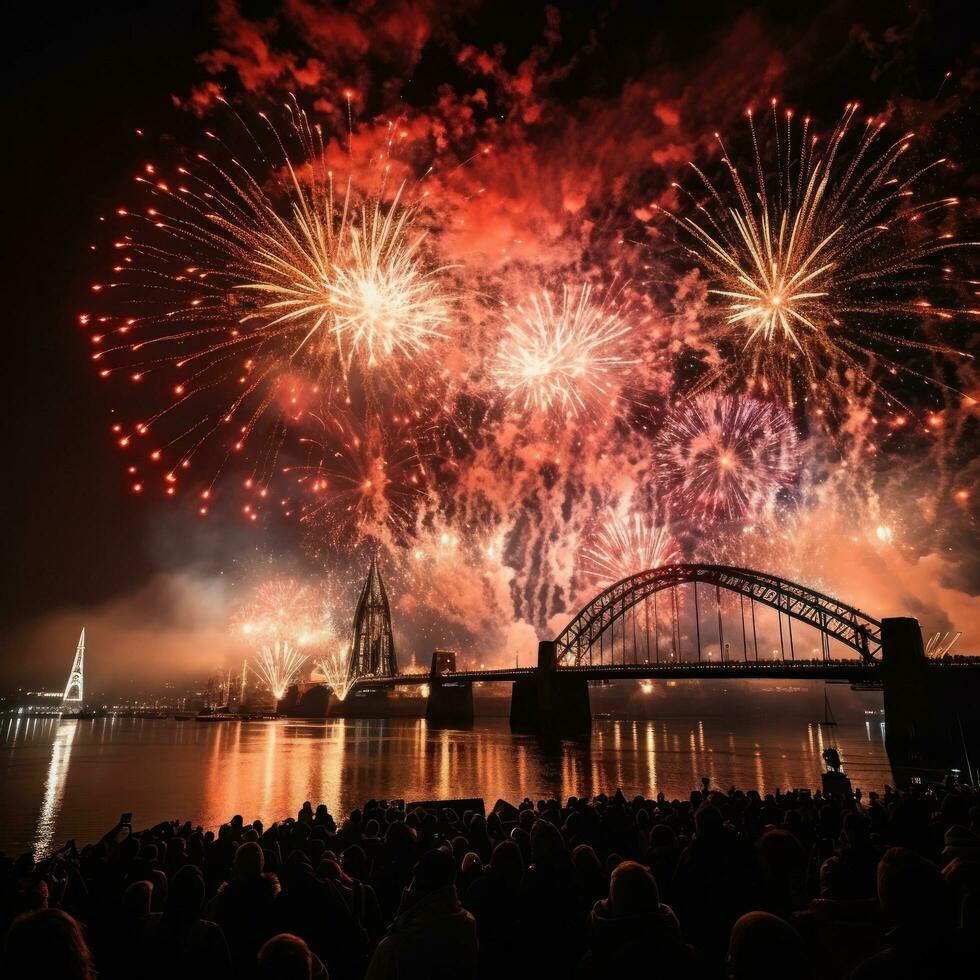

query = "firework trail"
[493,283,636,421]
[925,631,961,658]
[314,643,355,700]
[85,101,457,502]
[656,394,800,523]
[310,604,353,699]
[254,641,308,700]
[659,101,976,414]
[580,507,678,586]
[314,648,354,700]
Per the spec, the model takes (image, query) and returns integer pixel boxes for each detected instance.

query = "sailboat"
[818,689,838,727]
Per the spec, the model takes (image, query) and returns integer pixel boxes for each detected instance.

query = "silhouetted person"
[274,851,367,980]
[2,908,96,980]
[465,814,493,864]
[458,852,483,898]
[258,933,328,980]
[673,801,759,966]
[98,879,154,979]
[580,860,698,978]
[821,812,881,900]
[646,823,681,904]
[757,828,808,916]
[463,839,524,978]
[318,856,384,946]
[571,844,607,909]
[370,820,418,926]
[144,864,231,980]
[205,841,280,977]
[366,847,477,980]
[518,819,585,976]
[943,857,980,957]
[728,911,810,980]
[847,847,961,978]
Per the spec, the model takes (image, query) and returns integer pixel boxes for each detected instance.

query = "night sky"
[2,1,977,694]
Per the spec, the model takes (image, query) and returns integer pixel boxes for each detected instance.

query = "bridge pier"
[510,640,592,735]
[329,686,401,718]
[882,617,979,785]
[425,681,474,726]
[278,683,331,717]
[425,651,474,727]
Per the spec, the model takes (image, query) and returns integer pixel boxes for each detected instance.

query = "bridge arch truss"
[554,564,882,667]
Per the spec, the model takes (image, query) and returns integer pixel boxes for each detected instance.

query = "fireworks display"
[293,411,435,548]
[656,395,800,523]
[314,647,354,701]
[659,101,975,412]
[323,185,453,370]
[580,508,678,586]
[233,578,321,647]
[493,284,636,421]
[85,102,456,503]
[253,641,308,700]
[79,5,978,665]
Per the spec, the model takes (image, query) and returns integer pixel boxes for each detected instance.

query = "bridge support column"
[425,681,474,726]
[425,650,474,727]
[882,617,979,785]
[510,640,591,735]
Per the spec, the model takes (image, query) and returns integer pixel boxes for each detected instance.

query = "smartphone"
[120,812,133,825]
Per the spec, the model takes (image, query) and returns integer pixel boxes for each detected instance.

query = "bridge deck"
[346,657,980,690]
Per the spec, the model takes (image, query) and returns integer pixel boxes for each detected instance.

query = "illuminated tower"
[62,628,85,704]
[346,557,397,684]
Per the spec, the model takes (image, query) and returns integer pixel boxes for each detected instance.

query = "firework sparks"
[659,101,975,412]
[87,102,456,500]
[656,394,800,522]
[233,577,321,647]
[306,596,354,699]
[293,410,434,548]
[323,191,452,368]
[493,283,636,420]
[253,641,308,700]
[388,518,514,634]
[580,507,678,585]
[314,645,354,701]
[925,631,961,658]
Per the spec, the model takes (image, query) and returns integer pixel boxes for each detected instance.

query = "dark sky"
[2,4,216,629]
[1,1,976,691]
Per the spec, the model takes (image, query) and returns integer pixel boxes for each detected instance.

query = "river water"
[0,711,892,857]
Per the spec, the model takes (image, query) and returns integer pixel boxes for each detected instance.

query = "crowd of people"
[2,778,978,979]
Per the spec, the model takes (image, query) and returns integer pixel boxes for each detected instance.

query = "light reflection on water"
[0,715,892,857]
[33,719,78,856]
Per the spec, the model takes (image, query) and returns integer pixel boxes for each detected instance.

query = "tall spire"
[346,557,398,684]
[63,628,85,704]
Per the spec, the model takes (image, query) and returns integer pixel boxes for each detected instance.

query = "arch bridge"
[554,563,882,668]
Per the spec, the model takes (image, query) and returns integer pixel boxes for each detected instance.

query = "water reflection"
[0,714,892,856]
[33,719,78,857]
